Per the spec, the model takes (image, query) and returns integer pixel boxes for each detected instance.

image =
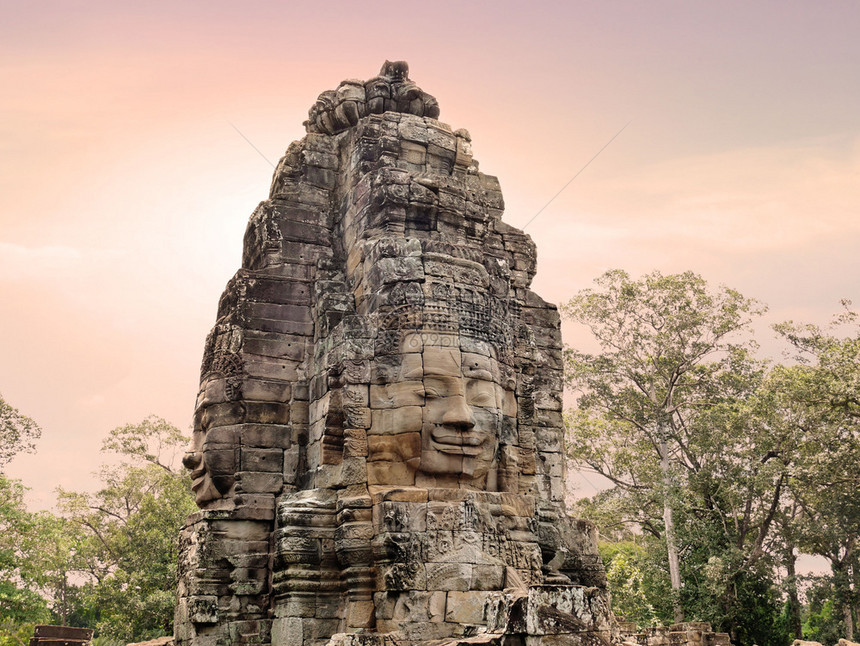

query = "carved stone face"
[183,376,243,506]
[418,340,504,480]
[367,333,507,485]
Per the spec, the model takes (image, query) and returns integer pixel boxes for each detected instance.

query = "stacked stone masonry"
[175,61,610,646]
[619,623,730,646]
[30,625,93,646]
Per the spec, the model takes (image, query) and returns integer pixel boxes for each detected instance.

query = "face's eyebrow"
[464,368,494,381]
[424,376,462,397]
[403,366,423,379]
[462,353,497,381]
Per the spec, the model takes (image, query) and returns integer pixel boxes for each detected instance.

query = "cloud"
[0,242,129,283]
[562,135,860,255]
[0,242,83,278]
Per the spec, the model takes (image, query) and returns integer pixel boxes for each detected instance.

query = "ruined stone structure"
[619,622,730,646]
[175,62,611,646]
[30,625,93,646]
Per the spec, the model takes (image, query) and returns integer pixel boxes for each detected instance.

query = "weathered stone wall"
[619,623,730,646]
[176,61,609,646]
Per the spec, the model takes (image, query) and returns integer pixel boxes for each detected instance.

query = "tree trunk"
[852,555,860,644]
[833,555,854,641]
[784,547,803,639]
[659,436,684,623]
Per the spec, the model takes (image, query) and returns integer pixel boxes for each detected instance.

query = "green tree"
[101,417,188,473]
[0,395,41,469]
[0,395,54,645]
[563,269,769,625]
[598,540,660,628]
[0,394,49,644]
[774,304,860,641]
[0,476,51,646]
[803,577,845,645]
[26,513,89,627]
[57,417,195,642]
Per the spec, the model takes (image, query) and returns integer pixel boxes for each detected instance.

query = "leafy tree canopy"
[0,395,41,470]
[56,417,195,642]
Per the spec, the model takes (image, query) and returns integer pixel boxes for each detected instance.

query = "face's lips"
[430,429,487,456]
[189,472,222,505]
[429,442,485,457]
[431,429,485,446]
[189,469,207,492]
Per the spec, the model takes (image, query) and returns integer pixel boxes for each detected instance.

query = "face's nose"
[183,429,205,472]
[441,395,475,431]
[182,451,201,471]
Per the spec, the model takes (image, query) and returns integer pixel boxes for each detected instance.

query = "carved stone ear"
[232,401,247,425]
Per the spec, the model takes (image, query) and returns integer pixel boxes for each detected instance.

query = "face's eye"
[469,393,494,407]
[466,380,498,407]
[199,401,245,429]
[193,407,211,433]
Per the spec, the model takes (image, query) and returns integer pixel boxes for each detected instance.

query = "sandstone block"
[370,381,425,409]
[240,448,283,473]
[445,591,489,624]
[471,564,505,591]
[236,471,283,493]
[367,460,416,486]
[369,406,423,435]
[270,617,303,645]
[343,428,368,457]
[343,406,371,429]
[425,562,471,591]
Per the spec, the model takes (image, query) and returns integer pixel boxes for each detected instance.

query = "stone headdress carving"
[305,61,440,136]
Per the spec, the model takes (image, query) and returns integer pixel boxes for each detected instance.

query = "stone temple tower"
[175,61,612,646]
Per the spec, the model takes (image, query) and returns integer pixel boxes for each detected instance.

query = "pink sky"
[1,1,858,511]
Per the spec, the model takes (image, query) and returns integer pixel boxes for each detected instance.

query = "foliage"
[773,301,859,418]
[0,394,42,470]
[27,513,88,625]
[0,621,41,646]
[0,478,52,646]
[56,417,195,641]
[0,413,193,641]
[773,305,860,640]
[802,577,846,645]
[0,476,51,625]
[563,269,778,628]
[102,416,188,472]
[599,540,662,627]
[0,399,51,642]
[562,271,860,644]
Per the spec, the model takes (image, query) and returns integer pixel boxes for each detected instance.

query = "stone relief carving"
[175,61,611,646]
